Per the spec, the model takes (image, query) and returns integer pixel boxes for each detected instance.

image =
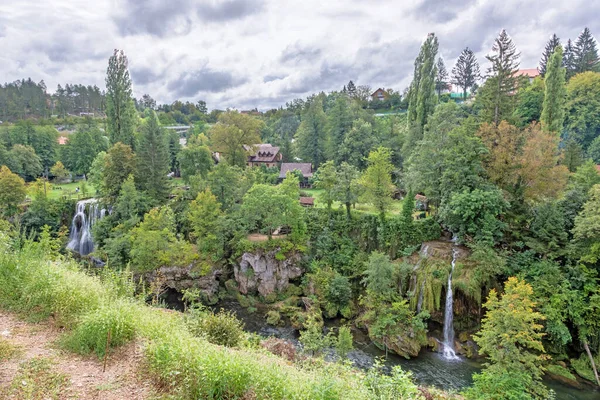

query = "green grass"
[8,357,70,400]
[0,337,22,361]
[302,188,405,215]
[40,181,97,201]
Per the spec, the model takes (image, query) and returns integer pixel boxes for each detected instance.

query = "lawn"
[37,181,97,201]
[302,188,404,216]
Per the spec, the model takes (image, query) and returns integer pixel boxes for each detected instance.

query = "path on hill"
[0,311,153,399]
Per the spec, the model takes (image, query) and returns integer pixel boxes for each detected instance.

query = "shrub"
[61,300,137,358]
[186,308,245,347]
[266,310,282,326]
[336,326,354,358]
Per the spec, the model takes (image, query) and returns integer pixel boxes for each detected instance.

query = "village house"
[370,88,390,101]
[279,162,313,188]
[245,144,282,168]
[515,69,540,84]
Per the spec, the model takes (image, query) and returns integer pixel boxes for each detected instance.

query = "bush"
[61,300,137,358]
[266,310,282,326]
[186,308,245,347]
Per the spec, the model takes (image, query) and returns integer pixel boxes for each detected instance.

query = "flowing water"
[66,199,106,256]
[442,248,458,360]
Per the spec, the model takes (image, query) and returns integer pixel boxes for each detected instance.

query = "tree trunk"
[345,202,351,218]
[583,340,600,387]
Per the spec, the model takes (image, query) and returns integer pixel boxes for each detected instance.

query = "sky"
[0,0,599,111]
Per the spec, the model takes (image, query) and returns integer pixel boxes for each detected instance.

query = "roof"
[415,194,428,201]
[596,165,600,173]
[299,197,314,206]
[245,144,280,163]
[371,88,388,96]
[57,136,69,145]
[515,69,540,78]
[279,163,313,179]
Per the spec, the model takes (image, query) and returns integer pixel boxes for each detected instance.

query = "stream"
[214,299,600,400]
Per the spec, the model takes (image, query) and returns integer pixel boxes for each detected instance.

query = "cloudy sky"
[1,0,598,110]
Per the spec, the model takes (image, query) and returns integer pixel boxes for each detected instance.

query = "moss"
[571,354,600,383]
[224,279,239,294]
[546,364,577,382]
[266,311,282,326]
[263,293,278,304]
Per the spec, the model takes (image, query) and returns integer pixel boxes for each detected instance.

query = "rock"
[142,265,222,300]
[234,249,303,297]
[368,325,424,359]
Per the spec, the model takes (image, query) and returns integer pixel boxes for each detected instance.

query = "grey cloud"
[131,66,164,85]
[196,0,264,22]
[280,43,322,64]
[412,0,476,23]
[167,67,247,97]
[30,36,107,63]
[263,74,287,83]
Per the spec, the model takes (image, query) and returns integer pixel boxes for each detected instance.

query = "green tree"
[336,326,354,358]
[565,71,600,150]
[50,161,69,182]
[339,119,375,170]
[573,184,600,264]
[452,47,480,100]
[314,160,337,211]
[295,97,328,168]
[564,39,577,79]
[541,45,567,134]
[207,163,241,210]
[10,144,42,181]
[0,165,26,216]
[573,27,600,74]
[467,277,548,399]
[210,111,263,168]
[106,49,137,149]
[136,111,170,202]
[588,135,600,163]
[481,29,521,126]
[360,147,394,219]
[29,126,58,177]
[187,188,222,255]
[435,57,449,99]
[538,33,560,77]
[102,142,136,200]
[88,151,106,193]
[326,95,353,162]
[362,251,396,298]
[513,77,544,126]
[333,162,360,217]
[62,127,109,176]
[178,137,213,183]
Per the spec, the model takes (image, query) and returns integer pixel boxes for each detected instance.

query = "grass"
[27,181,98,201]
[8,357,70,400]
[0,337,22,361]
[0,234,425,400]
[302,188,405,215]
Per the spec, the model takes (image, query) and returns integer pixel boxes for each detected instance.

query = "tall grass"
[0,233,424,400]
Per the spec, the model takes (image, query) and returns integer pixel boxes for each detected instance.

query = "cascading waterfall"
[442,247,459,360]
[66,199,106,256]
[416,245,429,314]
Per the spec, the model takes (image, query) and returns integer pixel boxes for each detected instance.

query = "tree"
[360,147,394,219]
[62,127,108,176]
[314,161,337,211]
[541,45,567,134]
[29,126,58,178]
[538,34,560,76]
[566,71,600,150]
[333,162,360,217]
[452,47,480,100]
[346,80,357,97]
[178,136,213,183]
[0,166,26,216]
[563,39,577,79]
[106,49,137,149]
[339,119,375,169]
[210,111,263,168]
[573,27,600,74]
[482,30,521,126]
[188,188,222,255]
[136,111,170,202]
[513,77,545,126]
[102,142,136,200]
[10,144,42,181]
[294,98,328,168]
[362,251,396,298]
[573,184,600,263]
[50,161,69,182]
[477,121,524,191]
[467,277,548,399]
[140,94,156,110]
[326,95,353,162]
[435,58,449,99]
[207,163,241,210]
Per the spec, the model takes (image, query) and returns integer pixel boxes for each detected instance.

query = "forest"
[1,26,600,400]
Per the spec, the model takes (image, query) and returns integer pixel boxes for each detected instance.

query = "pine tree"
[137,111,170,202]
[484,29,520,126]
[346,80,356,97]
[327,95,353,163]
[452,47,480,100]
[541,45,567,134]
[435,58,449,99]
[573,27,600,74]
[563,39,577,79]
[106,49,137,149]
[539,34,560,76]
[294,97,328,168]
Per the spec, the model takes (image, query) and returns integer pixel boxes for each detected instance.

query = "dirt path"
[0,311,153,399]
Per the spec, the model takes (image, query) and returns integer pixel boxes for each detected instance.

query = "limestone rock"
[142,265,221,298]
[234,249,303,297]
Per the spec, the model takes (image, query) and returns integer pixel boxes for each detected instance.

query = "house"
[515,69,540,84]
[370,88,390,102]
[279,162,313,187]
[415,194,429,211]
[58,136,69,145]
[299,197,315,207]
[245,144,282,168]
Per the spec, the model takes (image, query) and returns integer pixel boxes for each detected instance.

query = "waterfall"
[66,199,105,256]
[416,245,429,314]
[442,248,459,360]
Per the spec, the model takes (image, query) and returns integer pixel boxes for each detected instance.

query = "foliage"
[295,97,328,168]
[49,161,69,182]
[539,33,561,76]
[314,160,337,210]
[362,251,396,298]
[541,45,566,134]
[336,326,354,358]
[210,110,263,167]
[186,307,245,347]
[106,49,137,149]
[101,142,136,200]
[178,134,213,182]
[8,357,69,400]
[360,147,394,218]
[136,110,170,202]
[566,71,600,150]
[188,188,223,256]
[452,47,480,99]
[333,162,360,217]
[0,165,26,216]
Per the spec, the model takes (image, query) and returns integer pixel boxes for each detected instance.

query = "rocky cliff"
[234,249,303,297]
[142,265,222,300]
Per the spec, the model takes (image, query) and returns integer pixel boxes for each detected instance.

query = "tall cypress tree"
[563,39,577,79]
[435,58,449,99]
[573,27,600,74]
[405,33,438,155]
[541,45,567,134]
[294,97,328,168]
[539,34,560,76]
[106,49,137,149]
[136,111,170,202]
[452,47,480,100]
[484,29,520,126]
[327,95,353,163]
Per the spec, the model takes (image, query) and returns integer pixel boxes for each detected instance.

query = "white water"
[442,247,459,360]
[416,245,429,314]
[66,199,106,256]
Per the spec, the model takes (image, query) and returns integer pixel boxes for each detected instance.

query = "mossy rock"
[546,364,581,388]
[266,311,282,326]
[224,279,238,294]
